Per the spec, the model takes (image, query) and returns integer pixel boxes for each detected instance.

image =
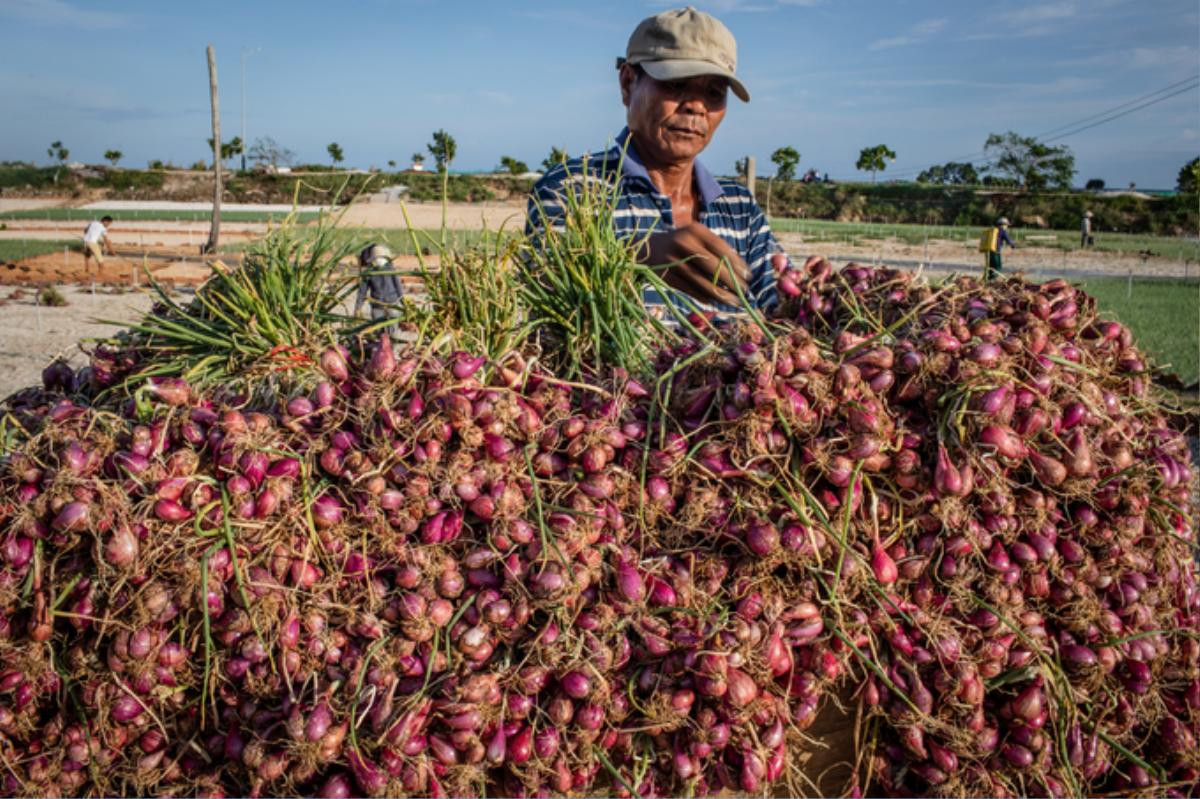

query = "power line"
[884,75,1200,179]
[1041,81,1198,143]
[1031,75,1200,140]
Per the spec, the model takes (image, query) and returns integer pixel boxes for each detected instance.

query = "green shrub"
[0,165,61,190]
[38,286,68,307]
[760,182,1197,234]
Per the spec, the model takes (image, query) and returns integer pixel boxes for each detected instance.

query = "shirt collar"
[614,127,724,205]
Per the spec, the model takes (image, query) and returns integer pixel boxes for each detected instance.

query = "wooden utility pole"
[203,44,221,255]
[746,156,756,199]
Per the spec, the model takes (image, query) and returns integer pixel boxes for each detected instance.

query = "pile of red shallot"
[0,260,1194,798]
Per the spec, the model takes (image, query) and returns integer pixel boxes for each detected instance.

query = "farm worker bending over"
[980,217,1016,281]
[354,243,404,334]
[82,215,115,273]
[526,6,787,317]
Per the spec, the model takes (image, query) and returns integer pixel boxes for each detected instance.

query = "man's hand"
[639,223,750,307]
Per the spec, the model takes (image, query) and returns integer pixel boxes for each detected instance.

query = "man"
[1081,210,1094,248]
[354,243,404,333]
[82,215,115,273]
[980,217,1016,281]
[527,6,786,316]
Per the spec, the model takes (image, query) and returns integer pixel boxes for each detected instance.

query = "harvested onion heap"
[0,261,1195,798]
[767,260,1199,796]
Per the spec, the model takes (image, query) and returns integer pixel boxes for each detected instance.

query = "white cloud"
[1053,46,1199,72]
[478,90,514,106]
[965,1,1083,39]
[1009,1,1079,24]
[0,0,129,29]
[868,36,915,51]
[868,17,947,50]
[1129,46,1198,69]
[646,0,822,11]
[684,0,778,12]
[912,18,948,36]
[1024,76,1100,95]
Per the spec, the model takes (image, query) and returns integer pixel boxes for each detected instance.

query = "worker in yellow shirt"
[979,217,1016,281]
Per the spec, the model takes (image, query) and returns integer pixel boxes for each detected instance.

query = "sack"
[978,227,999,253]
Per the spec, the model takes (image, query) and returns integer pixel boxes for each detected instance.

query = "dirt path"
[0,285,154,399]
[775,234,1196,281]
[337,201,527,231]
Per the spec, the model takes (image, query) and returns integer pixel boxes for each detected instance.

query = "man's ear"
[618,63,638,108]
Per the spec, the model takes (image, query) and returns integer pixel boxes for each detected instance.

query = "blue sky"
[1,0,1197,188]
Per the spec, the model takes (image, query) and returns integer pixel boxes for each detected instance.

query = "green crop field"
[0,239,79,262]
[0,208,321,224]
[1079,278,1200,386]
[771,218,1200,261]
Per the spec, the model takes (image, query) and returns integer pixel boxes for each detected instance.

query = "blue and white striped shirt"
[526,128,785,317]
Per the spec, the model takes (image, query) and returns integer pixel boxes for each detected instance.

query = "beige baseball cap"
[623,7,750,102]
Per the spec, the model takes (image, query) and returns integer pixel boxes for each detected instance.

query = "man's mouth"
[667,125,704,137]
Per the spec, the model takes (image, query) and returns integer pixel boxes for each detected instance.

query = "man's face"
[620,65,728,167]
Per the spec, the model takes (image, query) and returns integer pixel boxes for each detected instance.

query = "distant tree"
[148,159,166,170]
[981,174,1017,188]
[770,147,800,181]
[247,136,296,170]
[1177,156,1199,193]
[387,159,397,169]
[917,161,978,185]
[856,144,896,183]
[1085,178,1106,191]
[104,150,123,167]
[499,156,530,175]
[190,160,207,171]
[206,136,244,168]
[982,131,1075,190]
[327,142,345,167]
[48,140,69,184]
[541,147,568,172]
[427,130,457,173]
[411,153,426,169]
[48,140,69,166]
[734,157,749,179]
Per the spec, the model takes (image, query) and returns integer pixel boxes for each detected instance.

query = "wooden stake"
[203,44,222,254]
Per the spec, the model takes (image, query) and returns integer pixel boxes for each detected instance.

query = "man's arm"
[1000,228,1016,250]
[640,225,749,307]
[526,162,753,308]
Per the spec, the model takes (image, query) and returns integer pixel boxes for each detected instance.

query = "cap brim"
[640,59,749,102]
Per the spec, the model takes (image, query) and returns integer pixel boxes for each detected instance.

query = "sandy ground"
[0,284,155,398]
[337,201,527,231]
[0,198,67,213]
